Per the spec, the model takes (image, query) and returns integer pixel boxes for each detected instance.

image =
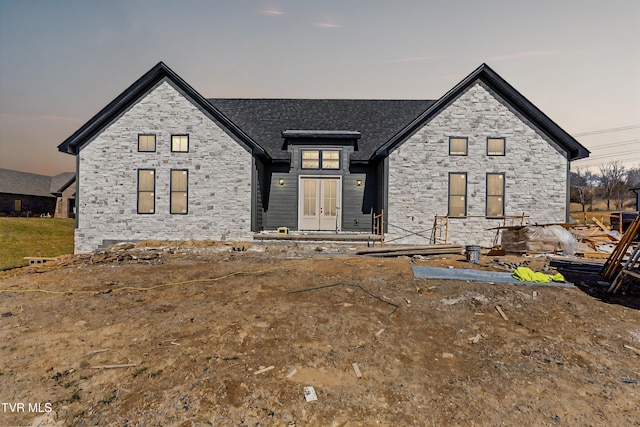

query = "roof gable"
[50,172,76,195]
[57,62,267,158]
[375,63,590,161]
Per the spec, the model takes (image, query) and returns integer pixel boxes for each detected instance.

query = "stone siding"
[387,82,568,246]
[75,80,253,253]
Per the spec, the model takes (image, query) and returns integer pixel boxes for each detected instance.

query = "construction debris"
[90,364,138,370]
[357,244,464,257]
[352,363,362,378]
[495,305,508,321]
[253,365,275,375]
[500,225,577,255]
[303,386,318,402]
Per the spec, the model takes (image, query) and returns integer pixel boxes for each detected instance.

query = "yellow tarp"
[512,267,565,283]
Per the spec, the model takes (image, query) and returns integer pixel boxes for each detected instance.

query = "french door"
[299,177,341,231]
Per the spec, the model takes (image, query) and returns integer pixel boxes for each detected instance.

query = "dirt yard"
[1,242,639,426]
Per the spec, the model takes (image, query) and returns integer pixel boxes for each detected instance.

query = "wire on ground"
[288,282,399,316]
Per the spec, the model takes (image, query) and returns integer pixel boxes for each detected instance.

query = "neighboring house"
[631,182,640,211]
[57,62,589,254]
[51,172,77,219]
[0,169,75,217]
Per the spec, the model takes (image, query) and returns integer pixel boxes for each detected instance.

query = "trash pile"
[568,224,621,257]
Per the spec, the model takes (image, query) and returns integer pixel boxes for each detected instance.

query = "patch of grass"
[0,218,74,270]
[150,369,163,378]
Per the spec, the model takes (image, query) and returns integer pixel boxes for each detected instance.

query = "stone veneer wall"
[387,82,568,246]
[75,80,253,253]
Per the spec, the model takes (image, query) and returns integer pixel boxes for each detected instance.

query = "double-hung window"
[170,169,188,214]
[448,173,467,217]
[486,173,505,217]
[137,169,155,214]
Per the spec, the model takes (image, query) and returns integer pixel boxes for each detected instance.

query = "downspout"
[75,152,80,230]
[566,159,571,223]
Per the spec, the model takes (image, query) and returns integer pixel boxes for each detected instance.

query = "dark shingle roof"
[0,169,56,198]
[208,99,435,161]
[50,172,76,195]
[57,62,589,163]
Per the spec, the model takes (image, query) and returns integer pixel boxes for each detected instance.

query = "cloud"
[259,9,285,16]
[314,22,339,28]
[485,50,560,61]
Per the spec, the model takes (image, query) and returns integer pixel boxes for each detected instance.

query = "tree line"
[570,161,640,212]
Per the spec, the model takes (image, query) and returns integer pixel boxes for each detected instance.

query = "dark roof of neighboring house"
[57,62,268,158]
[375,63,590,161]
[0,168,56,198]
[50,172,76,195]
[209,99,435,161]
[631,182,640,191]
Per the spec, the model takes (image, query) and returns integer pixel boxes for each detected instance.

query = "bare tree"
[599,161,626,210]
[570,168,594,212]
[626,165,640,188]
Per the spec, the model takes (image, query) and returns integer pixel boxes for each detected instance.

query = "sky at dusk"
[0,0,638,176]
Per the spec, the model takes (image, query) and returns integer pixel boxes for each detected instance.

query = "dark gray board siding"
[262,165,298,230]
[341,166,375,231]
[259,164,378,232]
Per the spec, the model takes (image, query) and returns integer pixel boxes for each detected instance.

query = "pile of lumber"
[357,244,464,257]
[569,224,620,258]
[501,225,576,255]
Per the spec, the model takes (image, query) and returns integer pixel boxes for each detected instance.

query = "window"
[137,169,155,214]
[138,134,156,152]
[301,150,340,169]
[487,173,505,217]
[487,137,505,156]
[171,135,189,152]
[301,150,320,169]
[171,169,188,214]
[449,137,468,156]
[14,199,22,212]
[448,173,467,217]
[322,150,340,169]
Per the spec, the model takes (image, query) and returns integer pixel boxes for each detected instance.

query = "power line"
[573,124,640,137]
[572,157,640,168]
[586,139,639,150]
[573,149,640,162]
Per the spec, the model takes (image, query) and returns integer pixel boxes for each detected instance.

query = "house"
[631,182,640,211]
[0,168,75,218]
[50,172,77,219]
[57,62,589,254]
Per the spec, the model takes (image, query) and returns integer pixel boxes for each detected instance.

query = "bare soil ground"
[1,243,639,427]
